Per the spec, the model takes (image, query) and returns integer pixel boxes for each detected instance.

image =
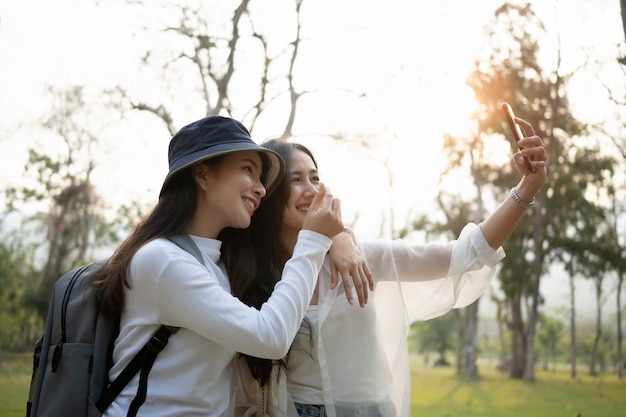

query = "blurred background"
[0,0,624,388]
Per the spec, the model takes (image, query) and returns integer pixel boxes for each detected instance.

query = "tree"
[536,312,564,372]
[4,86,122,321]
[105,0,315,139]
[0,217,41,350]
[403,122,496,379]
[413,312,458,367]
[590,187,626,379]
[464,3,618,382]
[615,268,624,378]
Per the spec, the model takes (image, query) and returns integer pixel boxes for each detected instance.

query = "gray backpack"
[26,234,203,417]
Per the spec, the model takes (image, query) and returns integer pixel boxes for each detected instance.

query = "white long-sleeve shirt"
[104,230,331,417]
[230,223,504,417]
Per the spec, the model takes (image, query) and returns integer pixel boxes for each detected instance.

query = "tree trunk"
[509,294,526,378]
[523,189,546,381]
[569,272,577,378]
[616,270,623,379]
[589,279,603,376]
[455,309,464,376]
[464,300,479,378]
[522,271,539,381]
[621,0,626,46]
[494,297,507,371]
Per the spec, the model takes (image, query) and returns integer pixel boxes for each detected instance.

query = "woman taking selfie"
[231,116,547,417]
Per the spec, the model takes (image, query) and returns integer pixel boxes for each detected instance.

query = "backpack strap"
[96,233,205,415]
[96,324,178,414]
[167,233,204,265]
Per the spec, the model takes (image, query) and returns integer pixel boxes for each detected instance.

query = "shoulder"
[131,238,196,278]
[134,238,183,262]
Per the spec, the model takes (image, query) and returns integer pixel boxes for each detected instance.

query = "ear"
[191,163,210,191]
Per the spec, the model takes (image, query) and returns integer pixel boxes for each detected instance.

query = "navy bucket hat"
[160,116,285,197]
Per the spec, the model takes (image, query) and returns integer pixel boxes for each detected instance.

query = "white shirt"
[231,223,504,417]
[104,230,331,417]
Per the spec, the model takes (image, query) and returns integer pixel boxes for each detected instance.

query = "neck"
[185,205,223,239]
[185,199,226,239]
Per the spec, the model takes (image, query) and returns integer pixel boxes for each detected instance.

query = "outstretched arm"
[479,116,547,249]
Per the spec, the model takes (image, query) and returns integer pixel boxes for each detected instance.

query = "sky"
[0,0,624,320]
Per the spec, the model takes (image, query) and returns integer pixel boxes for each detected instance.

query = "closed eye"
[241,158,262,178]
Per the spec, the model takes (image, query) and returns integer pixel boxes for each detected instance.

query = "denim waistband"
[295,401,398,417]
[294,403,326,417]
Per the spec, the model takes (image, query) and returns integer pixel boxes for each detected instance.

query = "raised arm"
[479,116,547,249]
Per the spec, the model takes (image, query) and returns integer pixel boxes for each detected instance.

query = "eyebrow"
[289,169,319,176]
[242,158,261,170]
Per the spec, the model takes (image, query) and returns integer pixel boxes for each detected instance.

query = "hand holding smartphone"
[501,102,535,173]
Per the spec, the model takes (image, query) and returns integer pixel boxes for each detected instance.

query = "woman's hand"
[329,230,374,307]
[478,116,548,249]
[302,183,344,239]
[513,117,547,197]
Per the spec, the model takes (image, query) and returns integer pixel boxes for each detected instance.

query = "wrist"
[514,180,540,202]
[510,187,534,209]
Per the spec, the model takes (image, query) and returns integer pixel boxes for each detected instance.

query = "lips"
[243,196,259,213]
[296,203,311,212]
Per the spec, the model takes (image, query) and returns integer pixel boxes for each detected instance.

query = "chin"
[231,217,252,230]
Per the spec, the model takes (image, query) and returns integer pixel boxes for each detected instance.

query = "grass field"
[2,351,624,416]
[410,363,625,416]
[0,352,32,417]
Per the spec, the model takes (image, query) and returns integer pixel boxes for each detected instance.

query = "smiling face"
[191,150,267,238]
[281,149,320,237]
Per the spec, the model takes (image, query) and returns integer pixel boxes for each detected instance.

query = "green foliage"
[536,311,565,370]
[0,219,42,351]
[1,86,136,326]
[411,313,458,366]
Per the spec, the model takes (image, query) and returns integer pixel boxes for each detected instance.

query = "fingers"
[330,263,340,290]
[354,265,370,307]
[514,117,544,153]
[342,262,375,307]
[340,270,356,306]
[331,197,341,217]
[362,261,374,291]
[314,184,341,216]
[513,117,547,165]
[516,134,546,166]
[515,116,535,137]
[310,182,327,210]
[340,268,365,307]
[302,183,344,238]
[352,268,366,306]
[327,229,371,307]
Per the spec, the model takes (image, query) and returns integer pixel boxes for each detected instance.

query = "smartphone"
[501,102,535,172]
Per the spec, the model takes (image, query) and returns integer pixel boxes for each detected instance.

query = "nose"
[254,179,267,198]
[303,180,318,196]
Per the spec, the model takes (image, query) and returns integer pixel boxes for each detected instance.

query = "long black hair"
[222,140,318,386]
[95,152,273,318]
